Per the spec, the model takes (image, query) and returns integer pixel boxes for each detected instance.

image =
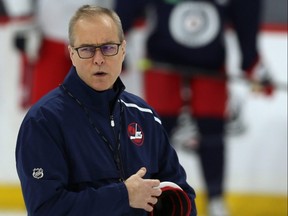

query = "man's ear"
[121,40,127,60]
[68,45,76,66]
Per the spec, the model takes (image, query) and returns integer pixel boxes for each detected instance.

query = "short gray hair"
[68,5,125,46]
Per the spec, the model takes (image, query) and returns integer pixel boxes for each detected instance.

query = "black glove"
[14,32,27,52]
[13,25,42,61]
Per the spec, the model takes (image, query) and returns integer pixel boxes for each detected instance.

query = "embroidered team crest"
[127,123,144,146]
[32,168,44,179]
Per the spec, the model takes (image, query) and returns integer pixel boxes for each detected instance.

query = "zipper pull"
[110,115,115,127]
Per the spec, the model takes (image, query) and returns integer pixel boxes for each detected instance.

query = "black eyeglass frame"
[73,42,122,59]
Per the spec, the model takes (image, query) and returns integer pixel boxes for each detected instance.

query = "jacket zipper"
[110,114,125,182]
[110,115,115,127]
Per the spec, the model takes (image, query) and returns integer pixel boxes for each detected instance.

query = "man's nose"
[93,49,105,65]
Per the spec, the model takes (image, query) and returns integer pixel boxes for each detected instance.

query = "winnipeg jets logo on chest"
[127,122,144,146]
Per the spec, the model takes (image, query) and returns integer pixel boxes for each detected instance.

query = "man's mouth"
[93,71,107,76]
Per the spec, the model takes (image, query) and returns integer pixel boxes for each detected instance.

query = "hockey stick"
[138,59,288,92]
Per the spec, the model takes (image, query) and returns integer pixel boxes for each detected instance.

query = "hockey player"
[115,0,272,215]
[0,0,35,108]
[14,0,114,107]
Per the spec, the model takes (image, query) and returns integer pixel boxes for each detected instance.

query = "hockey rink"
[0,17,287,216]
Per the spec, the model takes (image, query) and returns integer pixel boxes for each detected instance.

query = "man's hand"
[124,167,162,212]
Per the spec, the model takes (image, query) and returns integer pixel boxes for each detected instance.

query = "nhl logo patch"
[127,122,144,146]
[32,168,44,179]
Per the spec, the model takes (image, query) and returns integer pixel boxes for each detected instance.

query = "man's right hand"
[124,167,162,212]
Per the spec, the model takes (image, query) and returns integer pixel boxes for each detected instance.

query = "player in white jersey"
[13,0,114,107]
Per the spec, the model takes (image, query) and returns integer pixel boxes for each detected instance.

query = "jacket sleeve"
[15,116,130,216]
[226,0,262,70]
[115,0,148,32]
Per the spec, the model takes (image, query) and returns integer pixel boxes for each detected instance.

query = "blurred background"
[0,0,287,215]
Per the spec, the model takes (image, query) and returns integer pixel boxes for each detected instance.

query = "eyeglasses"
[73,43,122,59]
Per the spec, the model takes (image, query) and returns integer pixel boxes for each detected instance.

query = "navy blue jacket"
[16,67,197,215]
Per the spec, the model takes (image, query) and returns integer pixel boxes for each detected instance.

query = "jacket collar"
[62,67,125,112]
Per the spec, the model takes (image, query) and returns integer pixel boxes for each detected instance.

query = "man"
[16,5,197,215]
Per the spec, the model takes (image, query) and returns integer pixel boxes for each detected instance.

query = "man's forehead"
[73,17,119,45]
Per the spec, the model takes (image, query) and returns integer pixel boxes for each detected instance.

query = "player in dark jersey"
[115,0,270,215]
